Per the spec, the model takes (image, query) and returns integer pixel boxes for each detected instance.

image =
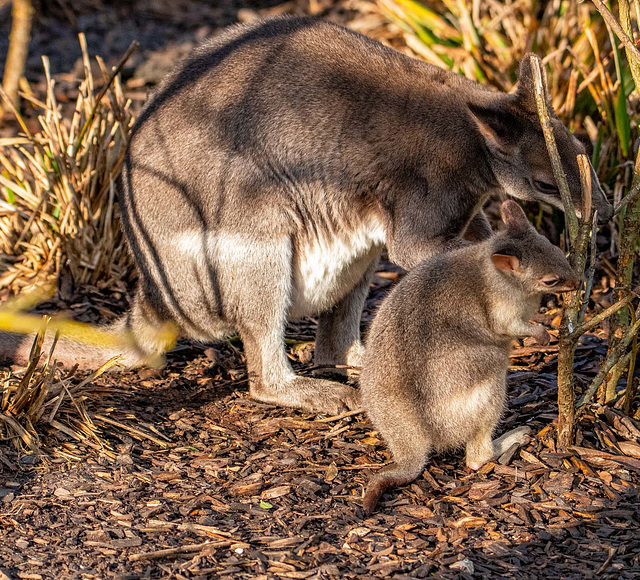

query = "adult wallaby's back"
[0,18,612,415]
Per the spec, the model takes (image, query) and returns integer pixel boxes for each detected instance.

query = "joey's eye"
[541,275,559,287]
[533,180,559,195]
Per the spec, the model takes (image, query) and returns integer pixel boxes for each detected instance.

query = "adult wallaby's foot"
[250,376,360,415]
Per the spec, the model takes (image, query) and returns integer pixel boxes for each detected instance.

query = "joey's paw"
[465,450,494,471]
[467,461,485,471]
[532,326,551,346]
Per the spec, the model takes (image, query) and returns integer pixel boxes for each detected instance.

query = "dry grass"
[0,318,121,464]
[0,35,136,295]
[0,314,173,465]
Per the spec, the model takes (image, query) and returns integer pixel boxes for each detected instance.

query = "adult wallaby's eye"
[533,179,559,195]
[541,275,559,287]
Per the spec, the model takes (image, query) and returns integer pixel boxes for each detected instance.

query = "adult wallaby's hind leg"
[314,258,379,380]
[234,238,359,415]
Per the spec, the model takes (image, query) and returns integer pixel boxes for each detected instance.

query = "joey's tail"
[0,315,177,371]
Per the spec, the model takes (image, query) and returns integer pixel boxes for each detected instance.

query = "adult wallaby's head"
[469,55,613,224]
[490,201,580,294]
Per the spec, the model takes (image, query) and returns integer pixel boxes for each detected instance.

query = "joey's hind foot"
[493,426,531,455]
[250,376,360,415]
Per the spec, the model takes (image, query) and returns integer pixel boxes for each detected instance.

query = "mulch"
[2,0,640,578]
[1,260,640,579]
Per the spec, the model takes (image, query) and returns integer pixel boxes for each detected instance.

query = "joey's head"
[490,201,580,294]
[469,55,613,225]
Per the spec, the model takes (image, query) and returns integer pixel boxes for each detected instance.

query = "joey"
[360,200,579,513]
[0,18,610,415]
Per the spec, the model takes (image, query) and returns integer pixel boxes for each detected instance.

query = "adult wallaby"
[0,17,612,414]
[360,200,580,513]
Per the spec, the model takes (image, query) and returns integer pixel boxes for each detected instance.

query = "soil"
[2,260,640,579]
[1,1,640,579]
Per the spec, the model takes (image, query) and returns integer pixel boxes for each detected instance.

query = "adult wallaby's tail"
[0,297,178,371]
[0,320,152,370]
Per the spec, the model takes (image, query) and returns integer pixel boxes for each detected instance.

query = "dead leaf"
[325,462,339,482]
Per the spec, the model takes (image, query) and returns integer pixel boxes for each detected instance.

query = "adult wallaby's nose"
[596,202,614,224]
[555,277,580,292]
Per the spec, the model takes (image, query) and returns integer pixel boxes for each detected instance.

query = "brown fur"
[0,18,610,415]
[360,200,579,513]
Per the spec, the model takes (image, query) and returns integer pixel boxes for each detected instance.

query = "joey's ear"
[516,53,551,114]
[500,200,531,233]
[491,253,521,272]
[468,104,517,155]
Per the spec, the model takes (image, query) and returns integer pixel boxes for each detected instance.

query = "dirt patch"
[2,260,640,579]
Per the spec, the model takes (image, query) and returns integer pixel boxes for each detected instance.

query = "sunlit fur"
[360,201,579,513]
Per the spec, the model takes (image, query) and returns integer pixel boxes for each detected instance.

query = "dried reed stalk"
[1,0,34,112]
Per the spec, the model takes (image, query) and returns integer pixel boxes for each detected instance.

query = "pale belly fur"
[289,215,387,318]
[172,214,386,322]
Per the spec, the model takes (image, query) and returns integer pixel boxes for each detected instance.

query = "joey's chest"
[289,215,386,317]
[490,294,539,336]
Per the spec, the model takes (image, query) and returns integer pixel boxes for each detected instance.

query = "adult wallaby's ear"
[516,53,550,114]
[468,104,517,156]
[491,253,521,272]
[500,200,531,233]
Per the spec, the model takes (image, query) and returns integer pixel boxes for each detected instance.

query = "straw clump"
[0,318,122,465]
[0,315,173,466]
[0,35,137,295]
